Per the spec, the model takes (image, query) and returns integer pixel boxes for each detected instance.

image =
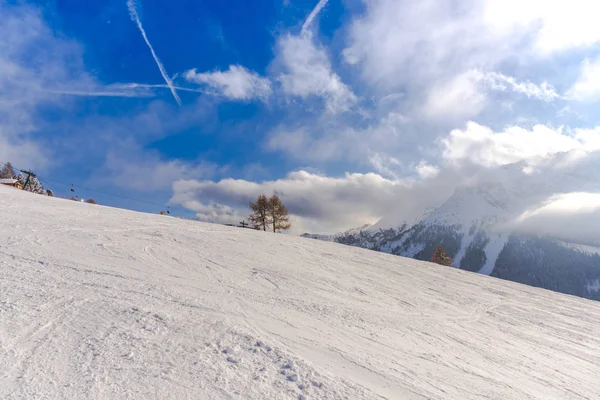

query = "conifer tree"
[16,173,25,188]
[249,194,270,231]
[17,173,45,194]
[0,162,16,179]
[268,194,291,233]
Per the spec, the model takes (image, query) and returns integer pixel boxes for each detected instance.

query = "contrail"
[127,0,182,106]
[42,84,155,98]
[44,90,153,98]
[301,0,329,35]
[116,82,206,94]
[43,82,206,98]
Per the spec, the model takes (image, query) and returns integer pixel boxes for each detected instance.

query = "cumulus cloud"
[424,71,488,119]
[338,0,596,136]
[423,70,560,120]
[574,127,600,150]
[172,201,247,225]
[171,158,600,242]
[567,57,600,102]
[184,65,272,101]
[276,33,357,113]
[415,161,440,179]
[344,0,600,91]
[482,0,600,54]
[343,0,499,91]
[174,118,600,241]
[511,192,600,242]
[440,122,598,167]
[171,171,427,233]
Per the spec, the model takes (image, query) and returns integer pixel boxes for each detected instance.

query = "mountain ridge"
[303,176,600,301]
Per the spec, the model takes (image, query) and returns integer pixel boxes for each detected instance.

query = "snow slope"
[1,185,599,400]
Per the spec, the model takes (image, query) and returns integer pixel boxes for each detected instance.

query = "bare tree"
[249,194,270,231]
[268,194,291,233]
[432,245,452,266]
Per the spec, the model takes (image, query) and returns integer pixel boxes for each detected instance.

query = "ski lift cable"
[0,160,187,213]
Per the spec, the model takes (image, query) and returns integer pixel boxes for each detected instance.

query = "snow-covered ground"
[1,185,599,400]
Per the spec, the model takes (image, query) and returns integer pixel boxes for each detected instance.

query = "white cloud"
[511,192,600,242]
[419,70,559,121]
[0,4,75,170]
[441,122,595,167]
[481,72,559,102]
[0,128,48,170]
[424,71,488,119]
[482,0,600,54]
[574,127,600,151]
[172,119,600,239]
[415,161,440,179]
[172,149,600,239]
[277,33,357,113]
[171,171,421,233]
[177,201,245,225]
[342,0,499,91]
[266,111,409,168]
[266,125,357,163]
[184,65,272,101]
[567,57,600,102]
[368,154,402,179]
[342,0,599,97]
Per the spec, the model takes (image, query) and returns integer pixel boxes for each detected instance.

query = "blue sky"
[3,0,600,234]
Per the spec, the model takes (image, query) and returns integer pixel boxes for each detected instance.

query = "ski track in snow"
[478,233,509,275]
[1,186,599,399]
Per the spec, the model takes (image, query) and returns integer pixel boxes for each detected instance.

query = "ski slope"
[1,186,599,400]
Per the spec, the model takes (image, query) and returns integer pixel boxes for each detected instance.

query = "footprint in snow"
[226,356,239,364]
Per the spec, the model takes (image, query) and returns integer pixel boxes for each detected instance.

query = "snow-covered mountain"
[3,183,600,399]
[303,174,600,301]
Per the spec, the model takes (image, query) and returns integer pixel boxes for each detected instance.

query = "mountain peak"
[423,180,513,229]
